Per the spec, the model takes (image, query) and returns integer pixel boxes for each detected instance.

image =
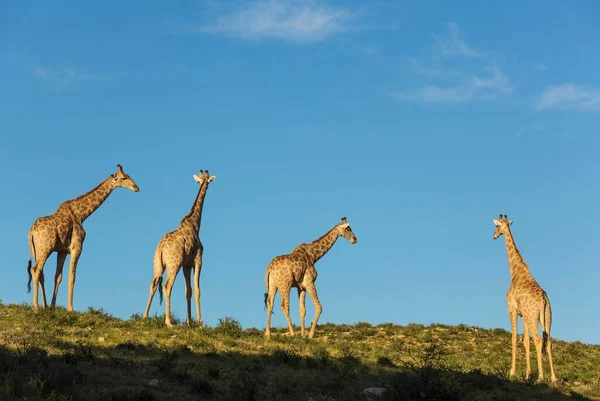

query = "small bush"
[215,317,243,338]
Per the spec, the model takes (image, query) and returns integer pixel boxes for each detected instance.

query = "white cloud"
[468,64,512,94]
[394,23,510,104]
[535,83,600,111]
[184,0,354,43]
[391,85,475,103]
[433,22,482,58]
[393,64,512,103]
[34,67,112,87]
[408,57,462,78]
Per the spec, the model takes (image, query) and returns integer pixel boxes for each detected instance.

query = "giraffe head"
[111,164,140,192]
[492,214,513,239]
[336,217,358,244]
[193,170,216,187]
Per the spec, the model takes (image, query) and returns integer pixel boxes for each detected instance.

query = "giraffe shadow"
[0,340,593,401]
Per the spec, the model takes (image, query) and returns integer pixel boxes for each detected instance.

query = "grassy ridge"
[0,302,598,400]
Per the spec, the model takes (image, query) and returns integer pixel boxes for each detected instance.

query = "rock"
[149,379,159,388]
[361,387,387,397]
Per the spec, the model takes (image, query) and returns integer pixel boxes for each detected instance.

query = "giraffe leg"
[280,286,295,336]
[31,251,51,310]
[163,269,179,328]
[51,252,68,308]
[305,283,322,339]
[508,309,518,377]
[532,321,545,382]
[193,250,203,325]
[546,335,557,383]
[39,270,48,308]
[265,280,277,338]
[143,250,166,318]
[523,316,544,382]
[183,266,193,327]
[66,248,82,312]
[523,324,531,378]
[298,288,306,337]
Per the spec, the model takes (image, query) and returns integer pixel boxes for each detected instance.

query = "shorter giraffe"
[493,214,557,383]
[26,164,139,311]
[264,217,358,339]
[143,170,215,328]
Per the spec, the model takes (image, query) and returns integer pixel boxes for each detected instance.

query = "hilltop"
[0,302,598,401]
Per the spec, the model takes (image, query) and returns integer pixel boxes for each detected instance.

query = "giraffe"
[264,217,358,339]
[143,170,216,328]
[26,164,140,311]
[493,214,557,383]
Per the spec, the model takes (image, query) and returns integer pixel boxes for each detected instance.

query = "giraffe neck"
[182,182,208,232]
[503,229,531,280]
[63,177,115,223]
[308,226,340,263]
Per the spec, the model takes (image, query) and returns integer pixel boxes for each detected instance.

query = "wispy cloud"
[394,63,511,104]
[432,22,482,58]
[34,67,112,88]
[535,83,600,111]
[408,57,462,78]
[180,0,354,43]
[391,85,474,103]
[391,65,512,103]
[393,23,510,104]
[535,63,548,71]
[468,64,512,94]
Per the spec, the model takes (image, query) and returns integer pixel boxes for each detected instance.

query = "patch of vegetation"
[0,303,597,400]
[214,316,243,338]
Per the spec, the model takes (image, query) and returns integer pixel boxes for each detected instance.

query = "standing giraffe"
[26,164,140,311]
[493,214,557,383]
[143,170,215,328]
[264,217,358,339]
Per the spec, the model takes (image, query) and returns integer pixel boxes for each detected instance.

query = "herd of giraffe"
[23,164,557,383]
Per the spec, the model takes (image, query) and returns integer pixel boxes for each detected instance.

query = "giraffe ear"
[208,175,216,183]
[493,219,501,226]
[340,223,349,229]
[193,175,202,183]
[508,220,513,226]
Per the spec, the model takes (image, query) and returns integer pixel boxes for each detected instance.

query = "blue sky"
[1,1,599,344]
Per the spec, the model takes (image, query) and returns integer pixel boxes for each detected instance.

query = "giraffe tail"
[26,260,32,294]
[26,232,35,293]
[540,292,552,355]
[264,268,273,314]
[158,276,164,305]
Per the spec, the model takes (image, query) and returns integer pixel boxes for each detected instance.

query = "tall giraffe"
[264,217,358,339]
[143,170,216,328]
[26,164,140,311]
[493,214,557,383]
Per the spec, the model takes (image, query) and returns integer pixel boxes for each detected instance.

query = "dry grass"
[0,302,598,400]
